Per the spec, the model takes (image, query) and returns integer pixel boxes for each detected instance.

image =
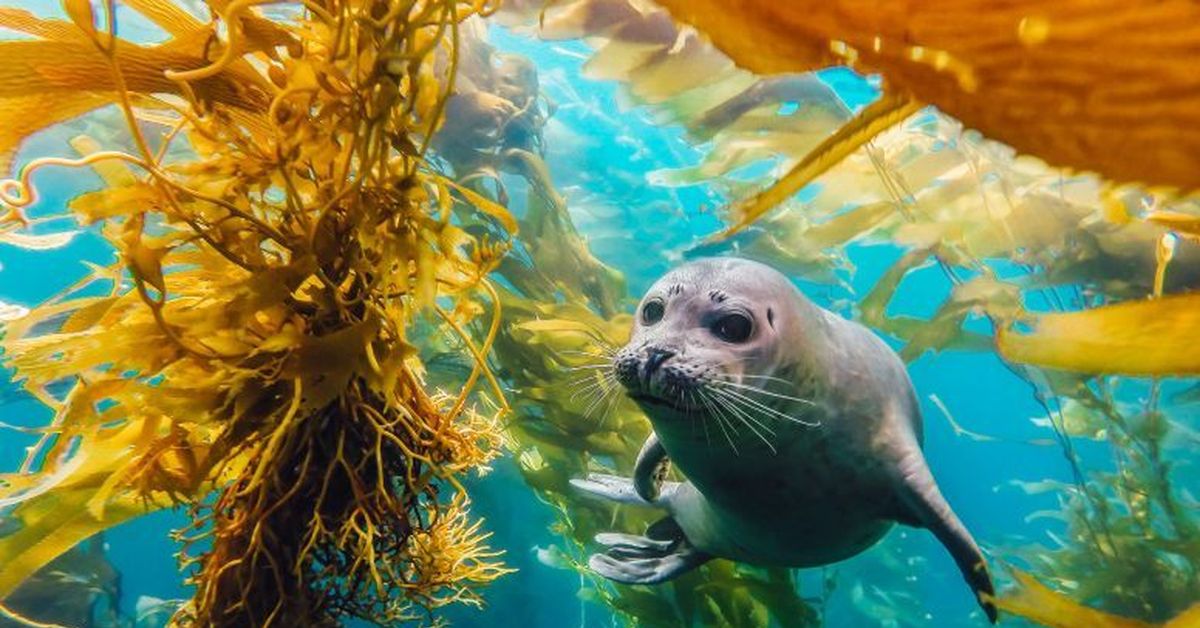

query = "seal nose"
[643,347,675,382]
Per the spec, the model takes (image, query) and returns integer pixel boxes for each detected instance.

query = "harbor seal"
[571,257,997,622]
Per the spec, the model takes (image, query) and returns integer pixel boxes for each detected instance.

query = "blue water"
[0,15,1128,628]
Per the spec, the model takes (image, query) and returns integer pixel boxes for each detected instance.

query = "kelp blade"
[993,568,1200,628]
[654,0,1200,190]
[721,93,921,235]
[997,294,1200,375]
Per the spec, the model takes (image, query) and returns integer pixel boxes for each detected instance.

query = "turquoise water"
[0,12,1187,628]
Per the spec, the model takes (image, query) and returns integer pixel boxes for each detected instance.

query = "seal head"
[614,258,823,453]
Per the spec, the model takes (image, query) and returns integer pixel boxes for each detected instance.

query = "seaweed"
[652,0,1200,193]
[0,0,517,625]
[0,536,121,628]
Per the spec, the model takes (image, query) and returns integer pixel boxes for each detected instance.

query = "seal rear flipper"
[892,448,998,623]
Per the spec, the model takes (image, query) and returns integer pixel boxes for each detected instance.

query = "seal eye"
[641,299,665,325]
[711,313,752,343]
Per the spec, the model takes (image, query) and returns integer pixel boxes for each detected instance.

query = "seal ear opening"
[767,308,775,328]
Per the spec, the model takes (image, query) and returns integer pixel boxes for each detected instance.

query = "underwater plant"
[0,536,121,628]
[0,0,518,625]
[651,0,1200,194]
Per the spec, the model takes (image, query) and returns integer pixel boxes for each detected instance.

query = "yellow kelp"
[0,0,514,625]
[994,569,1200,628]
[998,294,1200,375]
[653,0,1200,193]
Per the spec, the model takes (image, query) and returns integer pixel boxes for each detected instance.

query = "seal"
[571,257,997,622]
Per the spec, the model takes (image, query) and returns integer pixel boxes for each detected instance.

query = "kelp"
[998,294,1200,376]
[992,568,1200,628]
[653,0,1200,193]
[0,536,121,628]
[1,1,1197,626]
[0,0,516,625]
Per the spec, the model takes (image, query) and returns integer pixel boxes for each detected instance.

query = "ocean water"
[0,5,1196,628]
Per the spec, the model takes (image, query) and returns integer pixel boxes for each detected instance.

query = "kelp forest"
[0,0,1198,627]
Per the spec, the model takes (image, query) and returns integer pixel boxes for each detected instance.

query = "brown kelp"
[0,0,515,625]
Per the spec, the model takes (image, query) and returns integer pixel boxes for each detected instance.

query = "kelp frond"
[653,0,1200,192]
[0,0,516,625]
[992,568,1200,628]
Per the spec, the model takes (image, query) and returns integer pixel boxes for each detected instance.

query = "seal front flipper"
[633,432,669,502]
[570,472,679,507]
[589,516,711,585]
[890,438,998,623]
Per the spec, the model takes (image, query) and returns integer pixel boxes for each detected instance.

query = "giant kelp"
[652,0,1200,194]
[0,0,516,625]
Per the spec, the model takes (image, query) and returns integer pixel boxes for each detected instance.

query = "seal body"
[573,257,996,622]
[656,317,915,567]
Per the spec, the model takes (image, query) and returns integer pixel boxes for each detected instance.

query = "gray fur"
[574,257,997,623]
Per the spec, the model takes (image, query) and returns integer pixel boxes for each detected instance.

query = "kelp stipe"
[0,0,517,625]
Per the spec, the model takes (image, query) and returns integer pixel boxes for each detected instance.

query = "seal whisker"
[709,389,777,454]
[595,384,623,428]
[712,386,818,427]
[572,349,616,357]
[572,386,609,414]
[572,372,616,406]
[581,368,618,382]
[567,370,612,386]
[699,389,746,453]
[580,384,617,423]
[565,363,616,372]
[736,373,802,387]
[713,391,777,437]
[709,386,820,428]
[569,374,615,395]
[713,379,816,406]
[696,389,739,455]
